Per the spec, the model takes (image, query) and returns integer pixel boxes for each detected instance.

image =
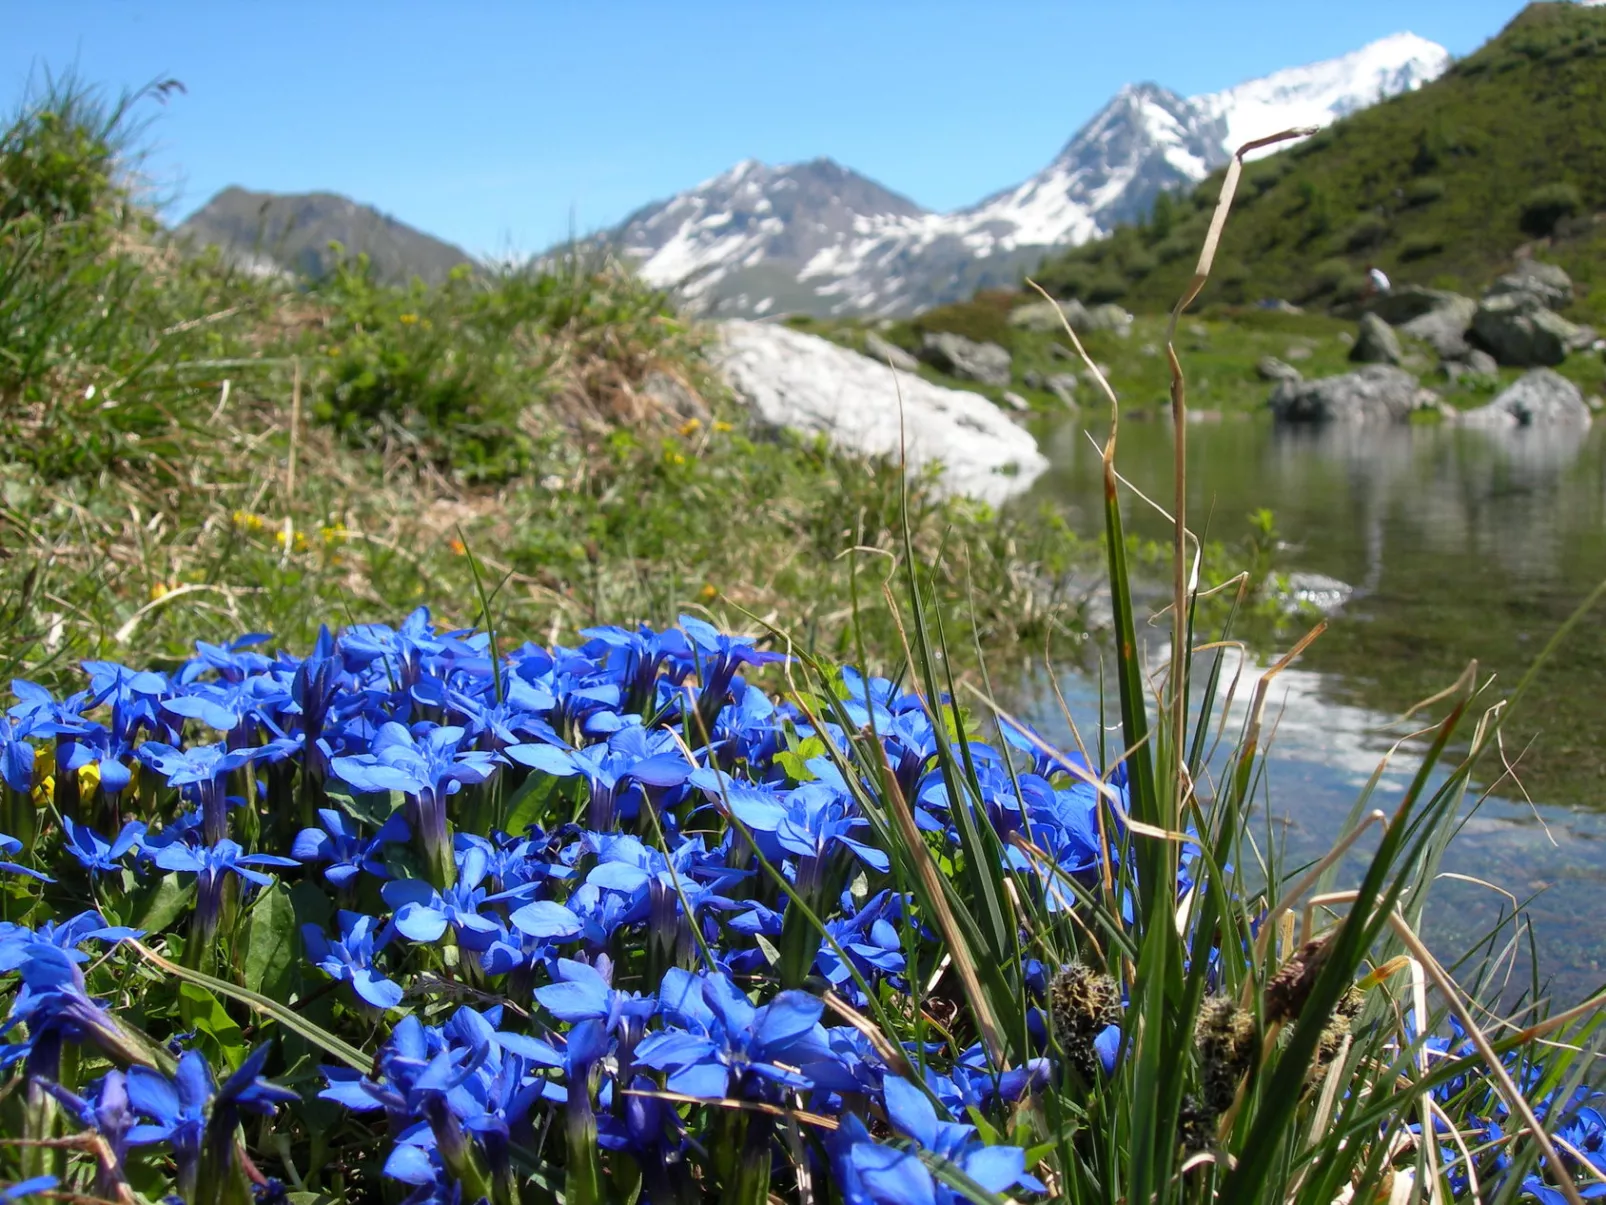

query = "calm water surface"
[1021,415,1606,999]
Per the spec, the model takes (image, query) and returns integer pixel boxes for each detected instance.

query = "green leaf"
[179,982,247,1070]
[241,882,297,998]
[503,769,560,837]
[132,871,194,934]
[128,941,371,1072]
[288,878,333,932]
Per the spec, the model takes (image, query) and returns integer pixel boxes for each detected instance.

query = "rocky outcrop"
[1471,292,1591,367]
[1442,349,1498,385]
[1269,365,1439,425]
[1023,369,1080,408]
[1350,313,1403,364]
[1085,303,1135,335]
[863,331,919,372]
[1010,298,1090,333]
[1400,295,1477,359]
[1361,286,1477,358]
[1457,368,1591,428]
[1487,260,1573,310]
[1257,355,1303,383]
[716,321,1046,504]
[919,332,1013,387]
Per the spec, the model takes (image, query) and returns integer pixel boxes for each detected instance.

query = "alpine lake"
[1018,410,1606,1003]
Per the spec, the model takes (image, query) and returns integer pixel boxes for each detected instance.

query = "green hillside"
[1034,2,1606,320]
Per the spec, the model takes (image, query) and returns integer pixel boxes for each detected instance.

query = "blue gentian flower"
[634,967,830,1100]
[292,807,410,887]
[330,721,498,888]
[62,818,146,875]
[154,839,297,949]
[303,910,404,1010]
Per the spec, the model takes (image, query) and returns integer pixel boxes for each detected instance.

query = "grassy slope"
[1035,2,1606,323]
[0,83,1084,686]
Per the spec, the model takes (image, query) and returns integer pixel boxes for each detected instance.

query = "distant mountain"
[175,188,474,286]
[1033,2,1606,318]
[598,32,1450,318]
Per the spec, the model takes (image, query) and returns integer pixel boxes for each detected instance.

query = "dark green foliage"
[1403,176,1446,207]
[1520,180,1584,235]
[908,289,1018,349]
[1035,2,1606,320]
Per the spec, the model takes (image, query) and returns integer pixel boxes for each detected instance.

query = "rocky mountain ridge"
[607,32,1450,318]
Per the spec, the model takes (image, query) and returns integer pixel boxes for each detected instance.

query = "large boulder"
[1085,303,1135,334]
[1269,365,1439,425]
[716,321,1046,504]
[1471,293,1590,367]
[919,331,1013,387]
[1487,259,1573,310]
[863,331,919,373]
[1350,313,1404,364]
[1366,285,1472,326]
[1399,294,1478,359]
[1458,368,1591,428]
[1009,297,1092,334]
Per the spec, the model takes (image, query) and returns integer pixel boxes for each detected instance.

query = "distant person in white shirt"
[1365,264,1391,297]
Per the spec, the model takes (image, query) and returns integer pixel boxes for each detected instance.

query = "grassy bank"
[0,79,1081,688]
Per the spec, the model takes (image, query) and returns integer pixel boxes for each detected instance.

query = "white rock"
[715,321,1047,506]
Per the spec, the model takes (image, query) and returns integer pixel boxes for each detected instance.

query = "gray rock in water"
[919,331,1013,387]
[1256,355,1303,383]
[1044,373,1080,410]
[1350,313,1404,364]
[863,331,919,373]
[1279,572,1355,614]
[1487,259,1573,310]
[1399,294,1478,358]
[1009,298,1091,333]
[1269,365,1438,425]
[1472,293,1588,367]
[1458,368,1591,428]
[716,321,1046,504]
[1001,390,1031,413]
[1085,303,1134,334]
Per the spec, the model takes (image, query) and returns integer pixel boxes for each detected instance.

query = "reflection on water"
[1017,657,1606,1005]
[1024,414,1606,996]
[1032,417,1606,807]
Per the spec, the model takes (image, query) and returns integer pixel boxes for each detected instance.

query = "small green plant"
[1520,181,1584,237]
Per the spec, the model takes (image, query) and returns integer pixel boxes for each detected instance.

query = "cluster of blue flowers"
[0,609,1103,1204]
[0,609,1592,1204]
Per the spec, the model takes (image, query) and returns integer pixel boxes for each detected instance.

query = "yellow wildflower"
[665,451,686,467]
[78,761,101,795]
[678,417,702,437]
[320,522,350,545]
[149,582,170,602]
[713,420,733,433]
[232,510,266,532]
[699,583,718,602]
[449,538,467,556]
[274,529,309,552]
[399,313,419,325]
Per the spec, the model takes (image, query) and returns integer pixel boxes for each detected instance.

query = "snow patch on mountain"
[604,31,1451,317]
[1197,31,1451,157]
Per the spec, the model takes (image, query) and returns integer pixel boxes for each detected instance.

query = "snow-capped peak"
[595,30,1450,318]
[1197,32,1452,158]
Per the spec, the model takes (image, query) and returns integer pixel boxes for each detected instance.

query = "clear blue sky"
[6,1,1526,257]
